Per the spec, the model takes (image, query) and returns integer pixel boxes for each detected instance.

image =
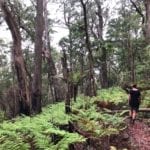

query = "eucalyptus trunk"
[0,0,31,115]
[80,0,96,96]
[127,36,135,83]
[32,0,44,113]
[61,49,71,113]
[94,0,108,88]
[144,0,150,44]
[43,0,63,102]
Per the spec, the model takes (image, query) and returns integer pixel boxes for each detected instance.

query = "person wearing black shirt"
[128,84,141,124]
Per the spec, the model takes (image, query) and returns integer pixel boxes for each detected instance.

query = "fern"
[141,90,150,107]
[0,87,128,150]
[0,102,85,150]
[97,87,128,108]
[71,93,125,137]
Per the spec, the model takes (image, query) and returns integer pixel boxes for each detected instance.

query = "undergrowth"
[71,93,126,137]
[135,80,150,108]
[0,111,5,122]
[0,87,127,150]
[0,103,85,150]
[141,90,150,107]
[97,87,128,106]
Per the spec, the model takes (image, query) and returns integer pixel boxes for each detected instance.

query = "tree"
[106,0,147,83]
[144,0,150,43]
[43,0,67,102]
[32,0,44,113]
[94,0,108,88]
[62,51,71,113]
[0,0,31,115]
[80,0,96,96]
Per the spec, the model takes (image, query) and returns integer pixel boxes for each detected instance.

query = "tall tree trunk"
[80,0,96,96]
[100,47,108,88]
[94,0,108,88]
[63,3,75,98]
[32,0,44,113]
[144,0,150,44]
[67,25,74,99]
[79,52,84,93]
[94,0,103,39]
[43,0,63,102]
[0,0,31,115]
[127,36,135,83]
[61,49,71,113]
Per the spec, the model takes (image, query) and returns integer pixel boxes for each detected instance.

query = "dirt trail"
[128,119,150,150]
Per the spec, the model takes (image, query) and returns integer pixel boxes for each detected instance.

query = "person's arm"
[128,94,131,104]
[138,91,141,104]
[128,89,132,103]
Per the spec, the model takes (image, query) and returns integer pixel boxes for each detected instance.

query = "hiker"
[128,84,141,124]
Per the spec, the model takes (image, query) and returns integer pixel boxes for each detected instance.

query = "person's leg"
[129,108,133,124]
[132,110,136,120]
[129,109,132,118]
[131,109,137,124]
[129,107,133,117]
[133,105,139,119]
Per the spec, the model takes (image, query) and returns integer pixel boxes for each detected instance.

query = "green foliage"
[71,110,124,137]
[71,89,126,137]
[0,87,128,149]
[97,87,128,106]
[106,1,148,83]
[0,111,5,122]
[0,67,13,91]
[72,95,95,110]
[141,90,150,108]
[48,131,84,150]
[69,71,85,84]
[137,80,150,108]
[0,103,84,150]
[42,103,71,125]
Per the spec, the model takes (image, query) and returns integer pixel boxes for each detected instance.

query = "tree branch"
[130,0,145,24]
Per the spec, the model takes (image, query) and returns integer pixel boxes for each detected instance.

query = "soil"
[69,118,150,150]
[110,118,150,150]
[127,118,150,150]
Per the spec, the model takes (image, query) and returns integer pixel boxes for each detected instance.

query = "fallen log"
[103,108,150,114]
[138,108,150,112]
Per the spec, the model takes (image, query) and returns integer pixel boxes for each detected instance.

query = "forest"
[0,0,150,150]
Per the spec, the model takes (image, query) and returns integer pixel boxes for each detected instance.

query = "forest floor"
[110,117,150,150]
[127,118,150,150]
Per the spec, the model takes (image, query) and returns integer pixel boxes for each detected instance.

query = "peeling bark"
[61,49,71,113]
[43,1,64,102]
[144,0,150,43]
[32,0,44,113]
[80,0,96,96]
[0,0,31,115]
